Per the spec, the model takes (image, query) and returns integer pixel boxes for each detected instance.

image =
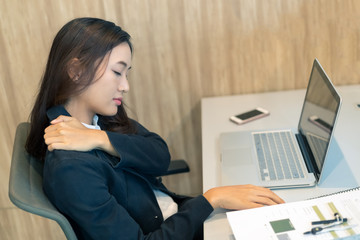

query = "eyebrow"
[116,61,131,69]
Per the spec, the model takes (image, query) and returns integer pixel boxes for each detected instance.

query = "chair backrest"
[8,122,78,240]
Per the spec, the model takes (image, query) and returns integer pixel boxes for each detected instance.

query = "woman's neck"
[64,101,94,125]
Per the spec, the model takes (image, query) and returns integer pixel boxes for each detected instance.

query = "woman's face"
[66,42,132,124]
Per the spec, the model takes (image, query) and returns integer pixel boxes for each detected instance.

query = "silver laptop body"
[220,59,342,189]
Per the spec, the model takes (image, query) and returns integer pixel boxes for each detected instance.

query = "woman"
[26,17,284,240]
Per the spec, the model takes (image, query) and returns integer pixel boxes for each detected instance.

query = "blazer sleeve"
[105,120,171,175]
[44,154,213,240]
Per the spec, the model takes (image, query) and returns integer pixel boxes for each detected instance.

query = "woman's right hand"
[44,115,118,156]
[203,184,285,210]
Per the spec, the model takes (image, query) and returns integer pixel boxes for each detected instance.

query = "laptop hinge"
[295,133,320,181]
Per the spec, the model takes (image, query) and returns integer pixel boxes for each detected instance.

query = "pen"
[304,224,358,235]
[311,218,348,225]
[311,213,347,225]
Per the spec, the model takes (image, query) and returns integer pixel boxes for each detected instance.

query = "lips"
[113,97,122,106]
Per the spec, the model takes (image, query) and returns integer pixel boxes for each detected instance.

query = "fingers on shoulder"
[53,115,73,122]
[47,143,65,151]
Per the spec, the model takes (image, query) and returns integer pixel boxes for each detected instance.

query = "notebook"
[220,59,342,189]
[226,186,360,239]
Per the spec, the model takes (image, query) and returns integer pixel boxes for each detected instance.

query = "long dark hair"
[26,17,136,160]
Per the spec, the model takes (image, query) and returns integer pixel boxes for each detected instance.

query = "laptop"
[219,59,342,189]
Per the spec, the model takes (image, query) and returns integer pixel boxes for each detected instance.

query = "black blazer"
[43,106,213,240]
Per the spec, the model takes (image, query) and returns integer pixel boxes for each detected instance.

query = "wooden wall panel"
[0,208,66,240]
[1,0,360,238]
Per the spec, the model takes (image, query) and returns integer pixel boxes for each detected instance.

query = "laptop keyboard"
[253,130,306,181]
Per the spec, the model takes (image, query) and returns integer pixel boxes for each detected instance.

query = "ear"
[67,58,82,81]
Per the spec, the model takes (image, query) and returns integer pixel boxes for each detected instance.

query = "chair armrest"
[161,159,190,176]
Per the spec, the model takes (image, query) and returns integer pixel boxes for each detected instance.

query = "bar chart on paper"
[227,187,360,239]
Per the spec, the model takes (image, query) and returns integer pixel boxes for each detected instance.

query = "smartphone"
[308,115,333,133]
[230,107,270,125]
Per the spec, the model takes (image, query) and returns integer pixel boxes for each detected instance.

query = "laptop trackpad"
[222,148,253,165]
[221,147,259,185]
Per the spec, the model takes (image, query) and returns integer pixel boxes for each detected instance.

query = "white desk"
[201,85,360,240]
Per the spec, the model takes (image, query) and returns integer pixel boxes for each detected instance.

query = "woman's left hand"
[44,115,117,155]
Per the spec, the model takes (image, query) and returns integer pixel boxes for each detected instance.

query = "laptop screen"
[298,59,341,175]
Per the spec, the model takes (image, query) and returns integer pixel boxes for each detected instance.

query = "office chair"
[9,122,78,240]
[9,122,189,240]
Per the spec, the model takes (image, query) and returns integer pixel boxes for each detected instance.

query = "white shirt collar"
[81,115,101,130]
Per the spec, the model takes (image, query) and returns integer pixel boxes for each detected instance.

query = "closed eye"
[113,70,121,76]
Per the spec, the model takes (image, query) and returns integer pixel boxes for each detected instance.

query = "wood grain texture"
[0,208,66,240]
[1,0,360,238]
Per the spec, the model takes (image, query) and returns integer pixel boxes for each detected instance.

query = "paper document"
[227,187,360,239]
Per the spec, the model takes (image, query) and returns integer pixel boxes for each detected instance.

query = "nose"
[118,76,129,93]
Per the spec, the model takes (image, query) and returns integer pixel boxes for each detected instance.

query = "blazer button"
[155,216,158,219]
